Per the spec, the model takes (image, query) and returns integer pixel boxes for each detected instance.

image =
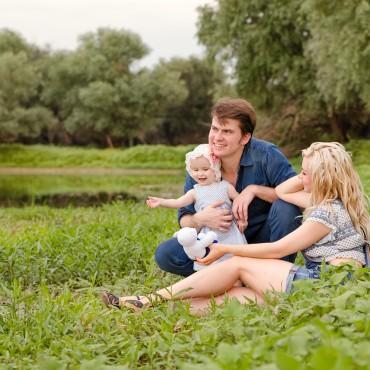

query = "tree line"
[0,0,369,149]
[0,28,226,147]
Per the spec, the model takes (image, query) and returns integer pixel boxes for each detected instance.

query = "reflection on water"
[0,171,183,207]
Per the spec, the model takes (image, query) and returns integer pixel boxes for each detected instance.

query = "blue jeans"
[155,199,301,277]
[285,261,321,293]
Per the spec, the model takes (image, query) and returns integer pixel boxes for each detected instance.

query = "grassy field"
[0,140,368,170]
[0,203,369,369]
[0,144,195,169]
[0,140,369,369]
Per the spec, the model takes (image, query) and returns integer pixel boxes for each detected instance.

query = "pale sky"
[0,0,215,66]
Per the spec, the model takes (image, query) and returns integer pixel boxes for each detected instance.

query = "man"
[155,97,301,276]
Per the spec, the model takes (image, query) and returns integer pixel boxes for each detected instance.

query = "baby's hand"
[146,196,162,208]
[237,219,248,233]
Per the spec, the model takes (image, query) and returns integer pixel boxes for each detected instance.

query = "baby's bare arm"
[147,189,195,209]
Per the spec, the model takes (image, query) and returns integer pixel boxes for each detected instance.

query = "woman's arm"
[275,175,311,208]
[147,189,195,209]
[198,220,331,264]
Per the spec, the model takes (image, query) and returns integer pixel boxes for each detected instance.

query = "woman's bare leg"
[188,286,263,316]
[119,256,293,306]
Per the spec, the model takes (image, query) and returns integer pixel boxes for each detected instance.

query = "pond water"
[0,170,184,207]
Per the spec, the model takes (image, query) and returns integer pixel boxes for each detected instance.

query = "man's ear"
[240,132,251,146]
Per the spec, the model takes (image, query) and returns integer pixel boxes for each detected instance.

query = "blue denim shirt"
[178,138,297,240]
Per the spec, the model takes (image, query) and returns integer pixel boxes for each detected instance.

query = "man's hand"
[193,200,233,232]
[196,243,226,265]
[146,196,163,208]
[237,219,248,233]
[232,185,256,226]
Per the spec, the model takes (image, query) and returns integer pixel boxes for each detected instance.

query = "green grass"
[0,144,195,169]
[0,201,369,369]
[0,139,368,170]
[0,140,369,369]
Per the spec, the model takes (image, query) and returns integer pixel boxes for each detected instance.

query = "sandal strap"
[125,299,144,309]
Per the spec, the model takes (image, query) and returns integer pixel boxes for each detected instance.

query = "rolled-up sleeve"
[177,172,196,224]
[265,145,296,186]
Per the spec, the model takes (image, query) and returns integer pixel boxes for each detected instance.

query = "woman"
[103,142,369,314]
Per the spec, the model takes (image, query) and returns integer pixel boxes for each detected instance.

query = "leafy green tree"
[0,50,55,142]
[0,29,32,55]
[41,28,150,146]
[302,0,370,140]
[0,52,38,110]
[78,27,149,82]
[154,57,224,144]
[43,28,187,147]
[197,1,312,108]
[197,0,370,141]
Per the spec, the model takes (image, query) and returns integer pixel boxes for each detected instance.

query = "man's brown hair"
[211,97,256,135]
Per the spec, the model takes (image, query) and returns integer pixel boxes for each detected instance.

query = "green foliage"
[0,29,33,55]
[41,28,189,147]
[153,57,224,144]
[0,146,368,368]
[303,0,370,111]
[0,204,369,369]
[0,26,228,147]
[0,51,39,109]
[0,30,55,143]
[197,0,370,141]
[197,0,312,109]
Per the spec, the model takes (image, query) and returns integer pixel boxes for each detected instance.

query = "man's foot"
[102,291,120,309]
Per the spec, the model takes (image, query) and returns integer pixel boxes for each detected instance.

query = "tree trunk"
[106,134,114,148]
[329,112,349,142]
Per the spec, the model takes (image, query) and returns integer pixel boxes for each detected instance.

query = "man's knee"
[154,239,174,270]
[270,199,301,229]
[154,237,195,276]
[271,199,301,217]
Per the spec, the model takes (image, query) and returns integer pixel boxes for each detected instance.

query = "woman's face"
[299,157,313,193]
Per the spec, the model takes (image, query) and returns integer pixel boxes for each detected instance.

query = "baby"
[147,144,247,269]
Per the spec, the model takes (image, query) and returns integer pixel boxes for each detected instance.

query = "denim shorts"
[285,263,321,293]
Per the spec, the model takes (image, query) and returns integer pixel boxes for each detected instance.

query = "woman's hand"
[196,243,227,265]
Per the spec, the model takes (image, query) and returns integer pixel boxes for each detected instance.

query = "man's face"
[208,116,251,159]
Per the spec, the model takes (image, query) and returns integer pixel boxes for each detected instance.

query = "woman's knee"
[226,255,252,271]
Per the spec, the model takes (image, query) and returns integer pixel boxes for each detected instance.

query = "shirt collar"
[239,138,254,167]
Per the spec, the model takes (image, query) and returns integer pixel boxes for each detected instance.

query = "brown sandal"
[120,296,147,312]
[101,291,120,309]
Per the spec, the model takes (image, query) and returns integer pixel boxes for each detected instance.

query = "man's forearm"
[247,184,278,203]
[179,214,202,231]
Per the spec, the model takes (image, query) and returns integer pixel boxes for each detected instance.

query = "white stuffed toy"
[175,227,217,270]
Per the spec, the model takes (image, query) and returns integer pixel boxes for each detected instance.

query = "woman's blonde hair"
[302,142,369,240]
